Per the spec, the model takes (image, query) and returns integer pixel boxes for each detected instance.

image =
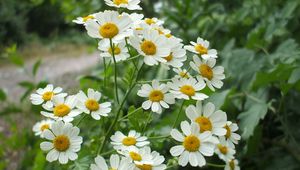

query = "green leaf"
[238,102,268,139]
[288,68,300,84]
[18,81,35,89]
[207,89,230,109]
[32,150,46,170]
[0,89,6,101]
[128,106,151,131]
[32,59,42,76]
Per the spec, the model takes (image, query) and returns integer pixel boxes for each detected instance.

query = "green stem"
[109,39,120,104]
[148,135,170,140]
[118,107,143,122]
[100,149,116,156]
[142,111,152,134]
[206,162,225,168]
[125,38,138,71]
[103,58,107,87]
[172,100,185,129]
[76,114,87,126]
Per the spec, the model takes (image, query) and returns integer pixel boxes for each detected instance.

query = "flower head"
[98,40,130,62]
[32,119,54,138]
[30,84,67,108]
[173,68,191,79]
[221,121,241,148]
[76,88,111,120]
[137,80,175,114]
[185,37,218,59]
[167,77,208,101]
[225,159,240,170]
[110,130,150,151]
[90,154,134,170]
[215,138,235,161]
[41,95,81,122]
[190,55,225,91]
[161,42,186,68]
[72,14,96,25]
[185,101,227,136]
[104,0,142,10]
[85,10,133,43]
[170,121,218,167]
[40,121,83,164]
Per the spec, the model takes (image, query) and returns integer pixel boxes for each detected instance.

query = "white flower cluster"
[31,0,242,169]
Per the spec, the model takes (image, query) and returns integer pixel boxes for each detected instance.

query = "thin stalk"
[148,135,170,140]
[118,107,143,122]
[142,111,152,134]
[125,38,138,70]
[109,38,120,104]
[172,100,185,129]
[206,162,225,168]
[103,58,107,87]
[76,114,87,126]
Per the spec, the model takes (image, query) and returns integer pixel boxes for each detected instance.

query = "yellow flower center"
[109,168,116,170]
[122,137,137,146]
[83,15,95,22]
[135,27,143,31]
[108,46,121,55]
[85,99,99,111]
[224,125,231,139]
[217,144,228,154]
[42,91,54,101]
[229,160,235,170]
[53,104,71,117]
[145,18,155,25]
[179,72,189,78]
[141,40,157,55]
[99,23,119,39]
[149,90,164,102]
[195,44,208,55]
[164,53,173,62]
[129,152,142,161]
[180,85,195,96]
[40,124,50,131]
[113,0,128,5]
[183,135,200,152]
[195,116,212,132]
[154,28,164,35]
[199,64,213,80]
[136,164,152,170]
[165,34,172,38]
[53,135,70,152]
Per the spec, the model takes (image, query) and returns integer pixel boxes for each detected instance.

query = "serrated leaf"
[128,106,151,131]
[32,59,42,76]
[238,102,268,139]
[32,150,45,170]
[207,89,230,109]
[288,68,300,84]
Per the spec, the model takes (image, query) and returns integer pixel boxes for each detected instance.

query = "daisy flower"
[32,119,54,138]
[98,40,130,62]
[30,84,67,108]
[72,14,95,25]
[90,154,134,170]
[110,130,150,151]
[185,101,227,136]
[162,43,186,68]
[167,77,208,101]
[137,80,175,114]
[222,121,241,148]
[173,68,191,79]
[130,29,171,66]
[85,10,133,43]
[215,138,235,161]
[184,37,218,59]
[190,55,225,91]
[104,0,142,10]
[76,88,112,120]
[225,159,240,170]
[120,147,166,170]
[40,121,83,164]
[170,121,218,167]
[41,95,81,122]
[143,17,164,26]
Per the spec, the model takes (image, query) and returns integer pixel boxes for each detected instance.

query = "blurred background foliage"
[1,0,300,169]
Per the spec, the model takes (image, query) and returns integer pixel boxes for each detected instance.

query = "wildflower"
[90,154,134,170]
[41,95,81,122]
[167,77,208,101]
[85,10,133,43]
[104,0,142,10]
[185,37,218,59]
[30,84,67,108]
[190,55,225,91]
[76,88,111,120]
[185,101,227,136]
[215,138,235,161]
[170,121,218,167]
[173,68,191,79]
[32,119,54,138]
[110,130,150,151]
[130,29,171,66]
[143,17,164,26]
[137,80,175,114]
[98,40,130,62]
[72,14,95,25]
[162,43,187,68]
[221,121,241,148]
[225,159,240,170]
[40,121,83,164]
